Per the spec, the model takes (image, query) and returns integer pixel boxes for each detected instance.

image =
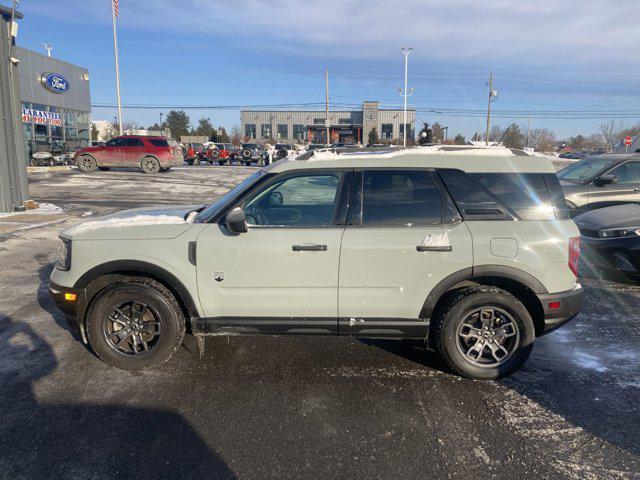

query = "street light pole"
[159,112,163,135]
[111,0,123,135]
[400,47,414,148]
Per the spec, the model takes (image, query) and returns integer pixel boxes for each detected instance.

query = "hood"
[574,203,640,231]
[61,204,204,241]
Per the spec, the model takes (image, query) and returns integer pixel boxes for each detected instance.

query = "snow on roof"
[307,145,526,162]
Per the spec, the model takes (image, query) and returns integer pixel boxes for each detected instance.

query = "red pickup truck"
[75,135,183,174]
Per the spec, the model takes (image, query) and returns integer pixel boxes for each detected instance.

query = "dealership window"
[313,118,326,125]
[261,124,272,139]
[65,110,77,140]
[292,124,306,141]
[338,118,351,125]
[245,124,256,139]
[277,124,288,139]
[399,123,414,139]
[381,124,393,139]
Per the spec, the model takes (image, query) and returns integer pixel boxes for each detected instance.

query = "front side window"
[106,138,126,147]
[557,157,615,182]
[362,170,442,226]
[243,173,341,227]
[607,161,640,184]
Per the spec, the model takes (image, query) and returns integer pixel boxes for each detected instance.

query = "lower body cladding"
[580,236,640,282]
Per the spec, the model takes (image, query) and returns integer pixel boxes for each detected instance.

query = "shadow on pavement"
[0,313,235,479]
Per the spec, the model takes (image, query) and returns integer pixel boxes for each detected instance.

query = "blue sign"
[41,72,70,94]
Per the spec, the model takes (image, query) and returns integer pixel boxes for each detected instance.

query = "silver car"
[558,154,640,215]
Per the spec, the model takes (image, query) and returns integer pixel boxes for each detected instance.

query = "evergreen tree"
[502,123,526,149]
[165,110,191,140]
[432,122,445,143]
[368,127,379,146]
[471,132,482,142]
[417,122,433,145]
[195,118,215,139]
[454,133,466,145]
[91,123,99,141]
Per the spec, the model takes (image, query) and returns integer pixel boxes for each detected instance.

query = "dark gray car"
[558,154,640,215]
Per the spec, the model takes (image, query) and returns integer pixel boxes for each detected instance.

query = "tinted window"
[362,170,442,226]
[106,138,125,147]
[607,161,640,184]
[125,138,144,147]
[557,157,616,182]
[243,173,341,227]
[148,139,169,147]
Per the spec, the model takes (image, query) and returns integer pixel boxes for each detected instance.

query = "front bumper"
[49,281,88,340]
[536,283,584,334]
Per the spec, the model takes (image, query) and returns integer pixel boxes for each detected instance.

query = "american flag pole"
[111,0,123,135]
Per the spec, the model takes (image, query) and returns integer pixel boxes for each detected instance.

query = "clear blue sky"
[15,0,640,139]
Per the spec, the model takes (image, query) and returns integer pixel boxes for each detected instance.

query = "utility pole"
[525,113,531,149]
[400,47,414,148]
[159,112,163,135]
[111,0,123,135]
[325,69,329,145]
[485,72,497,146]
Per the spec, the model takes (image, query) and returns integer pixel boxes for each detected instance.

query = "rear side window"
[148,139,169,147]
[125,138,143,147]
[439,169,557,220]
[362,170,442,226]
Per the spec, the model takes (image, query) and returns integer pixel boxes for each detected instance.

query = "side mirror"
[225,207,247,233]
[594,175,618,186]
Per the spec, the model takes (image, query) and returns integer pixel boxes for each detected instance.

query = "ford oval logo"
[41,73,70,94]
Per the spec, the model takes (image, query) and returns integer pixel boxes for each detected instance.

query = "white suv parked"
[50,146,583,379]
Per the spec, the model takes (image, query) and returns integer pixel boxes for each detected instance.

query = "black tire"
[186,159,194,166]
[160,167,171,172]
[98,167,111,171]
[140,156,161,174]
[432,286,535,380]
[86,279,185,371]
[77,155,97,172]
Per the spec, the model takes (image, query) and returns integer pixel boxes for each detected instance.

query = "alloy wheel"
[455,307,520,367]
[103,301,162,356]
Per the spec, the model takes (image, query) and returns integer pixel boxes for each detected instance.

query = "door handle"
[292,244,327,252]
[416,245,452,252]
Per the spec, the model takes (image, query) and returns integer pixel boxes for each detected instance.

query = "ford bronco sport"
[50,146,583,379]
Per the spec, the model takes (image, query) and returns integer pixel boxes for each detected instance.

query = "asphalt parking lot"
[1,166,639,479]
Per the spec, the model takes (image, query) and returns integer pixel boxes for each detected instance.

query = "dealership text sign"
[21,108,62,126]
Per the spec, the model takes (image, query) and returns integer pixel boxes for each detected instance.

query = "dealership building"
[17,47,91,162]
[241,101,415,144]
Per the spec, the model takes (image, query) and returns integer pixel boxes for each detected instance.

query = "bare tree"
[599,120,619,152]
[530,128,556,153]
[230,125,242,145]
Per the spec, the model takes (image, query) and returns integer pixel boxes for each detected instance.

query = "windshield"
[557,157,616,182]
[194,171,264,222]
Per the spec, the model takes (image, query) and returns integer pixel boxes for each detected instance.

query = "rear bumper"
[536,283,583,334]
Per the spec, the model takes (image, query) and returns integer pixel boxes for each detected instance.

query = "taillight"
[568,236,580,278]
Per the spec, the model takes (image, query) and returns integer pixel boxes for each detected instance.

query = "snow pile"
[421,231,451,247]
[0,202,64,218]
[65,214,186,235]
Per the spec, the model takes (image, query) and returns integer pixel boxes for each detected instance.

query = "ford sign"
[41,73,70,94]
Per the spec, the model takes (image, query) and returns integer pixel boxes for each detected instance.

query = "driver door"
[589,160,640,209]
[195,170,350,334]
[100,137,125,166]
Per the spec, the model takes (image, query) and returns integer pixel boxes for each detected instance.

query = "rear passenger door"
[338,169,473,338]
[123,137,144,167]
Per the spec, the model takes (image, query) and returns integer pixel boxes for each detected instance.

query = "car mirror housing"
[594,175,618,186]
[225,208,248,233]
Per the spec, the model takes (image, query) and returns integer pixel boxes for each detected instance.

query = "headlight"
[56,237,72,271]
[598,227,640,239]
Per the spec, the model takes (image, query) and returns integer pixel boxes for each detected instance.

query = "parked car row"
[558,153,640,283]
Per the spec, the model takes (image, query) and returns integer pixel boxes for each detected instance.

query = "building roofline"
[16,46,89,72]
[0,5,23,20]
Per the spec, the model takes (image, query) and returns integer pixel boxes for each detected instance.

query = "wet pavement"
[0,166,638,479]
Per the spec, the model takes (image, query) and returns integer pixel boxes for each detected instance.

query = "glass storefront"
[21,102,90,162]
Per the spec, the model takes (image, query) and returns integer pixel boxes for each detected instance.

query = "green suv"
[50,147,583,379]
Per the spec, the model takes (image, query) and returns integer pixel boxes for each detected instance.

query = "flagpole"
[111,0,123,135]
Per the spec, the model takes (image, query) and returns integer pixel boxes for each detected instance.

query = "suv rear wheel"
[140,156,161,174]
[77,155,97,172]
[432,286,535,380]
[86,279,185,370]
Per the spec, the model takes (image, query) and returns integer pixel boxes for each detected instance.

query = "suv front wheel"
[432,286,535,380]
[86,279,185,370]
